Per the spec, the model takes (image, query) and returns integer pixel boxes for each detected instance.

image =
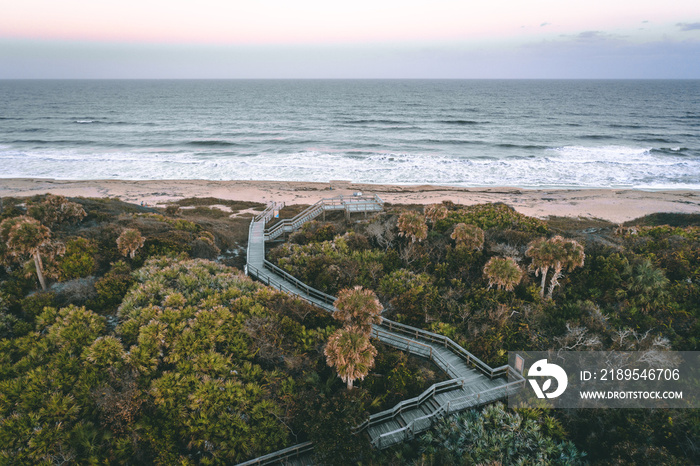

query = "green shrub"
[413,402,586,465]
[171,218,200,232]
[436,203,548,234]
[20,291,57,321]
[92,261,134,313]
[378,269,440,325]
[164,204,180,215]
[59,237,97,279]
[180,206,229,219]
[0,311,19,339]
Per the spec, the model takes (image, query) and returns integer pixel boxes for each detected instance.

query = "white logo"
[528,359,568,399]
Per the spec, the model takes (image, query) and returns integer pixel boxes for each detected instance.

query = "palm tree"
[525,237,555,297]
[28,194,86,227]
[483,256,523,291]
[547,236,585,299]
[324,326,377,389]
[333,286,383,335]
[624,258,669,313]
[424,204,448,224]
[526,236,585,299]
[1,216,55,290]
[397,211,428,243]
[450,223,485,251]
[117,228,145,259]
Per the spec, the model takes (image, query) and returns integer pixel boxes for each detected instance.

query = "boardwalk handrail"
[265,195,383,240]
[371,325,464,379]
[369,378,526,449]
[354,377,466,434]
[244,220,255,276]
[263,260,337,306]
[235,441,314,466]
[379,319,506,379]
[247,263,311,298]
[254,260,506,382]
[254,201,285,223]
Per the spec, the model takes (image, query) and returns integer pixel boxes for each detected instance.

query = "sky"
[1,0,699,78]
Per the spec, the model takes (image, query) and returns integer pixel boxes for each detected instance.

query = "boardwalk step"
[426,398,440,412]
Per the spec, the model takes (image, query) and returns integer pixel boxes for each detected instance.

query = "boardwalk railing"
[378,319,515,381]
[235,441,314,466]
[372,324,464,380]
[254,201,286,223]
[263,260,337,306]
[367,379,525,449]
[354,378,464,434]
[265,195,383,241]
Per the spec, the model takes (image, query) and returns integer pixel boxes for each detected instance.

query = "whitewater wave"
[1,144,698,189]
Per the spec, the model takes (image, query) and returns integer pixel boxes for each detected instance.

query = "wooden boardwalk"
[238,196,525,465]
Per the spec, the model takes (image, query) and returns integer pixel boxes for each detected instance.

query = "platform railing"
[264,195,383,241]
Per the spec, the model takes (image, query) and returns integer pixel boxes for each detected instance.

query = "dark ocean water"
[1,79,699,188]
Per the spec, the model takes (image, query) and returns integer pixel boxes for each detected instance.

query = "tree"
[324,326,377,389]
[450,223,484,251]
[546,236,585,299]
[333,286,383,335]
[397,211,427,243]
[117,229,145,259]
[621,258,669,314]
[483,256,523,291]
[525,237,555,297]
[526,236,585,299]
[424,204,448,224]
[28,194,86,227]
[1,216,60,290]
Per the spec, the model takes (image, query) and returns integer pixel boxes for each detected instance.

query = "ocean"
[1,79,699,189]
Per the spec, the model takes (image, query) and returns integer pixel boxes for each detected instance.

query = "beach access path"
[239,195,525,465]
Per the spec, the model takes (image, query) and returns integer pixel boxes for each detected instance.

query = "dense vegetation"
[271,202,700,464]
[0,194,445,465]
[1,195,698,464]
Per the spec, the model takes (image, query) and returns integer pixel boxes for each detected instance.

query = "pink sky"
[1,0,698,78]
[2,0,698,45]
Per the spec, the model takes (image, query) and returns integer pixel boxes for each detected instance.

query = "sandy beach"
[1,178,699,224]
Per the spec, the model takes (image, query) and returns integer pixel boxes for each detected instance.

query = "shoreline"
[1,178,699,223]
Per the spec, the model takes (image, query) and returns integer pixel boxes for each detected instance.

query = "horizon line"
[3,77,700,81]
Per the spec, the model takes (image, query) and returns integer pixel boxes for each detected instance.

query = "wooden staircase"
[238,196,525,465]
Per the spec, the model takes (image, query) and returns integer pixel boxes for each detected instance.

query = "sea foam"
[1,145,698,189]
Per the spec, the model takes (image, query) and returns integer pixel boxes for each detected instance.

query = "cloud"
[540,22,550,27]
[577,31,603,40]
[677,22,700,31]
[557,30,629,43]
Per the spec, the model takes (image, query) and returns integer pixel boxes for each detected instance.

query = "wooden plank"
[401,408,425,423]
